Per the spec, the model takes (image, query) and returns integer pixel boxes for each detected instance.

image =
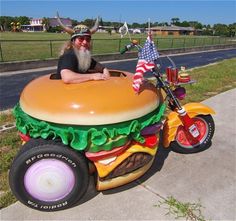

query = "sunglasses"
[77,36,91,42]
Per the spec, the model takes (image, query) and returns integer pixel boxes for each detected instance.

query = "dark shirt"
[56,49,105,78]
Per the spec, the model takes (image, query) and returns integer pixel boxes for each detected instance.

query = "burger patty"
[99,152,152,181]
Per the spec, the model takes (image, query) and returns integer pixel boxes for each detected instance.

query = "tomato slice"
[19,132,30,142]
[134,134,159,148]
[143,134,159,148]
[85,141,131,162]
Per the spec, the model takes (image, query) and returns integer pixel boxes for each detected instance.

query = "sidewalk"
[1,89,236,221]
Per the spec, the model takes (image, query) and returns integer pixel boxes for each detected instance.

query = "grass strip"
[1,32,235,61]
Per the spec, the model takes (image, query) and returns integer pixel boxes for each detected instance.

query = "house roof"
[49,18,72,27]
[150,25,195,31]
[98,25,115,29]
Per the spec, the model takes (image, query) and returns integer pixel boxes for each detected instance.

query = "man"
[56,14,110,84]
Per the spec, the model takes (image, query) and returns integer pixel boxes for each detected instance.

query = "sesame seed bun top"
[20,70,161,125]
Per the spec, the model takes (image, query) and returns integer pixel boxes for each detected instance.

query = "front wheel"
[9,139,89,211]
[171,114,215,154]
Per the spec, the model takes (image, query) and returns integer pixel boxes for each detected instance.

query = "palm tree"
[171,18,180,25]
[42,17,50,32]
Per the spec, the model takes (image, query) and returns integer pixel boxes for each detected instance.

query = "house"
[21,17,72,32]
[21,18,44,32]
[133,29,141,34]
[149,25,198,36]
[49,17,72,28]
[98,25,117,33]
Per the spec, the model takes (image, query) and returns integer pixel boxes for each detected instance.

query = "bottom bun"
[96,158,154,191]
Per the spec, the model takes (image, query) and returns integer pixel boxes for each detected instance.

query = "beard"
[74,48,91,72]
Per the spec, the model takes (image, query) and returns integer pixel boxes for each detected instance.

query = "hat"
[56,12,99,39]
[71,25,91,40]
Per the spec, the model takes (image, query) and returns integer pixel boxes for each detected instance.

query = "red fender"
[162,103,215,148]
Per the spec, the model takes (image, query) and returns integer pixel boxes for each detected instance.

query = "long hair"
[59,40,73,56]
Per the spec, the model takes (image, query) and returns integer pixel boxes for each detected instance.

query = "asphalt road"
[1,48,236,111]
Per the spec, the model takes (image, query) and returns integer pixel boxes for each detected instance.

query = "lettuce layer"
[13,103,166,152]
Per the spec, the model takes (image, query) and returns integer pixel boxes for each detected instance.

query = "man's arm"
[61,69,108,84]
[91,59,110,78]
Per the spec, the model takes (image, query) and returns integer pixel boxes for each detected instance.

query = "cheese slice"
[94,144,157,178]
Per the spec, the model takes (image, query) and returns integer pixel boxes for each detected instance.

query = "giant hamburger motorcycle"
[9,15,215,212]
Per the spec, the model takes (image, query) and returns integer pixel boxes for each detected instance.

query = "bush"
[48,26,63,33]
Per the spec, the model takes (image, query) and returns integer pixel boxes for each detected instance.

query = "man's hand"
[92,73,107,80]
[92,68,110,81]
[103,68,110,79]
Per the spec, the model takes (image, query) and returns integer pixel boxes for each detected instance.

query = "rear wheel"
[171,115,215,154]
[9,139,89,211]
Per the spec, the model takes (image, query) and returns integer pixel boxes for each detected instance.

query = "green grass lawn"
[0,32,235,61]
[183,58,236,103]
[0,57,235,209]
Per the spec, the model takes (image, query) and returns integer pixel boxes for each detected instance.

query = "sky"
[1,0,236,26]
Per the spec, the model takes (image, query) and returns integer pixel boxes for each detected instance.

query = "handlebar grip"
[120,44,133,54]
[120,47,128,54]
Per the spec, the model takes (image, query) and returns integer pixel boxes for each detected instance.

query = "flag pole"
[148,18,150,33]
[148,18,152,39]
[127,23,132,42]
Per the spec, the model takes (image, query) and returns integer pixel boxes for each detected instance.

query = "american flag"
[132,35,159,93]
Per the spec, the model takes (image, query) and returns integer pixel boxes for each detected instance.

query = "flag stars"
[132,35,160,93]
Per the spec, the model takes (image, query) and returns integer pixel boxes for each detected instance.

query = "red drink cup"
[171,68,178,83]
[166,67,172,82]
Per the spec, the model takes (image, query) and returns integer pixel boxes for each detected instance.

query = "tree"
[17,16,30,25]
[0,16,30,32]
[100,17,104,27]
[131,22,141,28]
[159,22,168,26]
[0,16,7,31]
[153,22,160,27]
[48,26,63,33]
[171,17,180,25]
[0,16,14,31]
[71,19,78,27]
[180,21,190,27]
[228,23,236,37]
[42,17,49,31]
[107,28,112,35]
[189,21,203,29]
[213,23,228,36]
[82,19,95,27]
[202,24,213,36]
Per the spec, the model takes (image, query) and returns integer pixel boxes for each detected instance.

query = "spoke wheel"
[176,117,208,148]
[171,115,215,154]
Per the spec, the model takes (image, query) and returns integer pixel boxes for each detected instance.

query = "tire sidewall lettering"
[202,122,212,144]
[27,200,68,210]
[25,153,77,168]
